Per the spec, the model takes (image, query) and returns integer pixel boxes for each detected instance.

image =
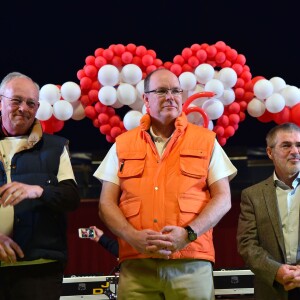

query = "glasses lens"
[171,88,183,95]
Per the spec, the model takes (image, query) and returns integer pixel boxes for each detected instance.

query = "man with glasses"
[237,122,300,300]
[0,72,80,300]
[94,68,237,299]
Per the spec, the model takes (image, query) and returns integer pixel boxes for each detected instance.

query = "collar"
[140,112,188,134]
[273,172,300,190]
[0,118,43,148]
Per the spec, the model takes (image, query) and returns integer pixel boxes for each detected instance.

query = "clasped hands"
[130,226,189,259]
[276,264,300,291]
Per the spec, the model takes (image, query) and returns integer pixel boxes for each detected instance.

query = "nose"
[165,90,174,99]
[290,144,300,153]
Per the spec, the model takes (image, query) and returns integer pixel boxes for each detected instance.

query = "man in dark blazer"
[237,122,300,300]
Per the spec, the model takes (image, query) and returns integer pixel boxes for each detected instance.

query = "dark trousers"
[0,261,64,300]
[288,288,300,300]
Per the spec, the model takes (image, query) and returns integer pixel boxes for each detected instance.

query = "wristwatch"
[184,225,197,242]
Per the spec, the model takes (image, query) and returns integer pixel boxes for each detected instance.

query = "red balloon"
[290,103,300,125]
[100,124,111,135]
[214,125,225,136]
[94,48,104,57]
[273,106,290,124]
[196,49,207,63]
[126,43,136,53]
[135,46,147,57]
[215,52,226,64]
[84,65,97,78]
[41,116,64,134]
[84,106,97,119]
[224,125,235,138]
[257,110,274,123]
[98,113,109,124]
[95,56,107,68]
[110,126,122,138]
[181,48,193,60]
[106,134,115,143]
[188,56,200,68]
[85,55,95,65]
[251,76,265,85]
[121,52,133,64]
[142,54,154,66]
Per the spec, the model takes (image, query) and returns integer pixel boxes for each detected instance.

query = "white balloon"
[98,64,120,86]
[186,84,207,106]
[71,101,86,121]
[253,79,273,100]
[179,72,197,91]
[280,85,300,107]
[194,63,215,84]
[219,88,235,105]
[39,84,61,105]
[135,80,144,100]
[265,93,285,113]
[129,97,144,111]
[142,104,147,114]
[247,98,265,117]
[123,110,143,130]
[217,67,238,88]
[120,64,142,85]
[204,79,224,98]
[202,99,224,120]
[111,100,124,109]
[53,100,73,121]
[117,83,137,105]
[98,86,117,106]
[270,76,286,92]
[60,81,81,102]
[207,120,214,130]
[36,100,53,121]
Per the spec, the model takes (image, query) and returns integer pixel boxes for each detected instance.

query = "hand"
[282,265,300,290]
[125,229,172,259]
[0,182,43,207]
[146,225,189,256]
[89,226,104,242]
[0,233,24,263]
[276,264,300,290]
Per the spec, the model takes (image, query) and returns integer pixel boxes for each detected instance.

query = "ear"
[143,94,150,108]
[266,146,273,160]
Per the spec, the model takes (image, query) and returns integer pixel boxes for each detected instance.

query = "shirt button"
[154,186,158,190]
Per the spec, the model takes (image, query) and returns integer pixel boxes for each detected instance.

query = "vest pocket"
[178,196,208,226]
[180,149,208,178]
[118,152,146,178]
[119,198,141,229]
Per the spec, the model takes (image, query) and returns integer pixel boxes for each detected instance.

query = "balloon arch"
[36,41,300,146]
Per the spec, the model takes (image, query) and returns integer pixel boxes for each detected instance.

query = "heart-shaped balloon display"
[76,41,253,146]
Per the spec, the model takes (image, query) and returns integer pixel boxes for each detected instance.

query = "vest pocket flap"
[119,198,141,218]
[180,150,207,178]
[118,151,146,178]
[180,148,208,158]
[178,198,202,213]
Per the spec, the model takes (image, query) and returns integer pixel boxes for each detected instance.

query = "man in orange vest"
[94,68,237,300]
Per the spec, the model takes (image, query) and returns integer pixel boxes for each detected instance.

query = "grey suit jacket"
[237,175,300,300]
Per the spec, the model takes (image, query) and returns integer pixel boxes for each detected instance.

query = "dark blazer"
[237,175,300,300]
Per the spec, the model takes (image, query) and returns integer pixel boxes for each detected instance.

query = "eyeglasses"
[0,94,38,109]
[144,88,183,97]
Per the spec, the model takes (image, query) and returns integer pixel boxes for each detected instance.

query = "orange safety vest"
[116,113,216,263]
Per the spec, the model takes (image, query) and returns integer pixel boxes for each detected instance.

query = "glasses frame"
[0,94,39,109]
[144,88,183,97]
